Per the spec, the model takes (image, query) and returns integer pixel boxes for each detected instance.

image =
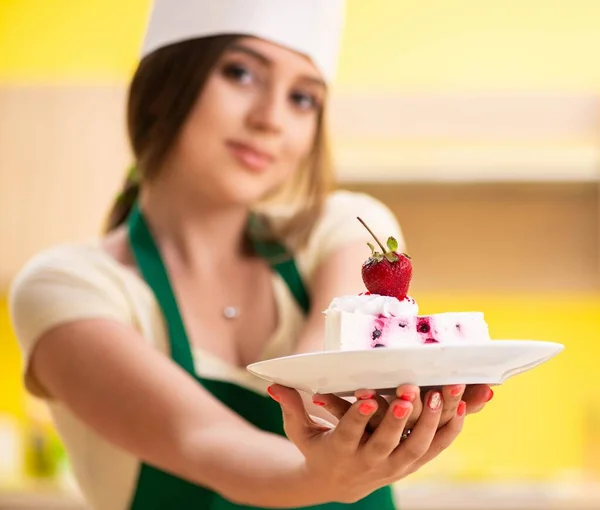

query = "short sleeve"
[8,245,133,398]
[300,190,406,278]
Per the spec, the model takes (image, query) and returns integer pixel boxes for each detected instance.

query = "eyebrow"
[227,43,326,88]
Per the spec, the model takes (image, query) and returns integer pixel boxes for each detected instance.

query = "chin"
[186,162,288,208]
[225,170,287,205]
[207,180,278,208]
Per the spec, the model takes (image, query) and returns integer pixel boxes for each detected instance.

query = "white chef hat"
[140,0,346,83]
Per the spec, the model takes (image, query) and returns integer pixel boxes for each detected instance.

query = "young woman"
[9,1,493,509]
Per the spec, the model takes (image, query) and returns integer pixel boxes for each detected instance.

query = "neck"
[137,181,251,272]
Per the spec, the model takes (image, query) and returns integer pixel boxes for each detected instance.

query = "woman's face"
[166,36,326,207]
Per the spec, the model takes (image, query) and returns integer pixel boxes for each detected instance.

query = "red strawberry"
[357,217,413,300]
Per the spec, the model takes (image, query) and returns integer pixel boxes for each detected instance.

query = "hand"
[267,384,466,504]
[312,384,494,433]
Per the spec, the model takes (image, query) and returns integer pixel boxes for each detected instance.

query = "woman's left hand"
[312,384,494,433]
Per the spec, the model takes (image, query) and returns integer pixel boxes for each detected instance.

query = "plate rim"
[246,339,565,373]
[245,340,565,394]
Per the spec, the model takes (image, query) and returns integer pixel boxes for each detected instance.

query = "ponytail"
[104,165,140,233]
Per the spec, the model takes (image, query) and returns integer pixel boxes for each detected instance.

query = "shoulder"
[9,242,134,357]
[299,190,405,277]
[317,190,401,235]
[10,241,129,301]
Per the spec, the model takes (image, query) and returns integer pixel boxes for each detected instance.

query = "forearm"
[178,425,331,508]
[30,321,333,508]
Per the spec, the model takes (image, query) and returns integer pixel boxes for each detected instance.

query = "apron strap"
[127,203,196,373]
[247,214,311,315]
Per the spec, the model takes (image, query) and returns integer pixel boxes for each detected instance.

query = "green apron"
[126,203,396,510]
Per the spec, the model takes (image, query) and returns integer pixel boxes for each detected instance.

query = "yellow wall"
[3,0,600,90]
[0,0,148,84]
[410,293,599,481]
[338,0,600,91]
[0,300,26,421]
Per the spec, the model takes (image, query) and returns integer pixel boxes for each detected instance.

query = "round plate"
[247,340,564,396]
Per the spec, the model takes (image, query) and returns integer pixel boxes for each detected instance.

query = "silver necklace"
[223,306,240,320]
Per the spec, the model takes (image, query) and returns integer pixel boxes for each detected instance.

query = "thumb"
[268,384,314,445]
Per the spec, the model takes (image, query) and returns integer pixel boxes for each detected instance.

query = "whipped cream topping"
[326,293,419,317]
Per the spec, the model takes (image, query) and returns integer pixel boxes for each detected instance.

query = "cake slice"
[324,218,490,351]
[324,295,490,351]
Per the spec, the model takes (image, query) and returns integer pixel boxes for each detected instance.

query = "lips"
[226,140,274,172]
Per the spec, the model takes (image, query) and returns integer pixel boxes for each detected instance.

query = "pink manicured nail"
[427,392,442,411]
[450,385,465,397]
[393,404,410,419]
[359,403,376,416]
[357,390,375,400]
[485,388,494,402]
[400,392,416,402]
[312,398,326,407]
[267,386,280,402]
[457,401,467,417]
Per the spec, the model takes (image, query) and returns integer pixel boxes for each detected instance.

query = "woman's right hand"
[267,384,466,504]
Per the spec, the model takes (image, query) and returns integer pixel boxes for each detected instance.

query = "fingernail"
[427,391,442,411]
[312,398,326,407]
[400,392,416,402]
[393,404,410,419]
[485,388,494,402]
[450,385,465,397]
[359,402,376,416]
[267,386,280,402]
[457,401,467,417]
[357,391,375,400]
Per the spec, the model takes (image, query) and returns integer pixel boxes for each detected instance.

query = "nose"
[246,87,285,134]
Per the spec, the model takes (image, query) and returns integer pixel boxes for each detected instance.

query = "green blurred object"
[23,422,65,480]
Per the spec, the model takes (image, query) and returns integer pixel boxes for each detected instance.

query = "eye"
[290,91,320,111]
[222,63,253,85]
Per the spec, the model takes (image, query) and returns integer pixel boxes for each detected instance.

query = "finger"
[332,398,379,454]
[391,390,443,468]
[362,399,413,465]
[438,384,466,427]
[312,393,351,420]
[268,385,319,447]
[406,400,467,474]
[355,389,389,432]
[396,385,422,430]
[462,385,494,414]
[316,389,390,433]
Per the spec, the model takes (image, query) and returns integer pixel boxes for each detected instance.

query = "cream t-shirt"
[9,190,404,510]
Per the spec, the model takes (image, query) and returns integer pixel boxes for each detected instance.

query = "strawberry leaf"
[367,242,376,255]
[385,252,399,263]
[387,236,398,252]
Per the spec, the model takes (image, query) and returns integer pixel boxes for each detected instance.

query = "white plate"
[247,340,564,396]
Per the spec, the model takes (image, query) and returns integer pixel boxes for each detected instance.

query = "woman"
[9,1,493,509]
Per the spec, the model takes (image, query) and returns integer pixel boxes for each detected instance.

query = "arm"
[28,318,330,508]
[294,238,374,355]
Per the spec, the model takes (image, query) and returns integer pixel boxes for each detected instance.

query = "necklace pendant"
[223,306,240,320]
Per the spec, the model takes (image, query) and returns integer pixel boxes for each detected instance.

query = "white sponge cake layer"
[325,310,490,351]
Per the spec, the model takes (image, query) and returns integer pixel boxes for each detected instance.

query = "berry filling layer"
[324,297,490,351]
